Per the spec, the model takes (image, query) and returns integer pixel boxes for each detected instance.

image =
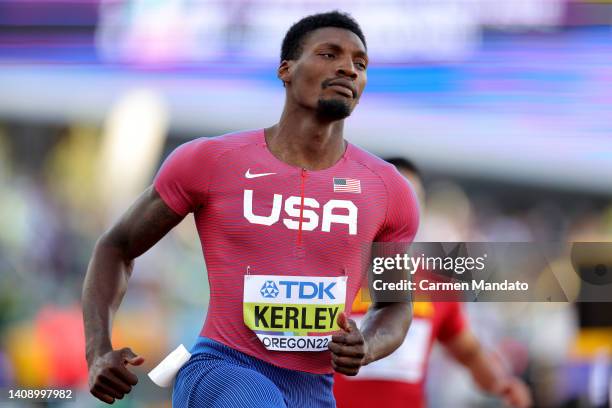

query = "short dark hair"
[280,11,367,63]
[385,157,422,179]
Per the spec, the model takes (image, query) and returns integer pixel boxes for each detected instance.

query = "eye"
[320,53,335,59]
[355,62,367,70]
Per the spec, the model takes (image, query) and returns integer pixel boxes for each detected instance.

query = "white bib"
[243,275,347,352]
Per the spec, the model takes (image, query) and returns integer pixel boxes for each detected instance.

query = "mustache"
[321,78,357,97]
[321,78,337,88]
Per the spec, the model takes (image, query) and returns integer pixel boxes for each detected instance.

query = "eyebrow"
[317,42,369,61]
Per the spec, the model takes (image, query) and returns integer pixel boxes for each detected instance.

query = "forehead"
[301,27,367,55]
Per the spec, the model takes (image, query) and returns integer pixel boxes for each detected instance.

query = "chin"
[316,98,353,121]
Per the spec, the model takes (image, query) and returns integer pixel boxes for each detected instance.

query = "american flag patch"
[333,178,361,193]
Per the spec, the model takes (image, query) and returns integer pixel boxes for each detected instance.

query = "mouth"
[328,84,354,98]
[326,80,356,98]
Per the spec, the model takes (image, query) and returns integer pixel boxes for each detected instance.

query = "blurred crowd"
[0,122,611,407]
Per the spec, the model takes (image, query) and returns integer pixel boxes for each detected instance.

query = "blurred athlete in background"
[82,12,419,408]
[333,158,532,408]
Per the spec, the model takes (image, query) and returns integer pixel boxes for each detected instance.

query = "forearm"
[359,302,412,364]
[82,236,134,366]
[447,332,507,394]
[462,349,533,408]
[82,187,183,367]
[464,350,507,394]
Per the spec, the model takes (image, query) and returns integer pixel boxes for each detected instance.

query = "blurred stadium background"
[0,0,611,407]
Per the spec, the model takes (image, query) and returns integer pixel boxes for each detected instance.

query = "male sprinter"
[334,158,531,408]
[82,11,419,408]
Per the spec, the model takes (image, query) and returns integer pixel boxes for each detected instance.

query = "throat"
[264,123,347,170]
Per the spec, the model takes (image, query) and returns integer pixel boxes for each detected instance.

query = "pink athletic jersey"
[154,129,419,374]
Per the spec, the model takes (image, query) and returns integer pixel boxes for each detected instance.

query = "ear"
[278,60,293,85]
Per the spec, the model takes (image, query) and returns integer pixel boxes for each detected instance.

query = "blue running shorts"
[172,337,336,408]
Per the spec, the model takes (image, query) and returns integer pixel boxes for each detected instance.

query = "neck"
[265,104,347,170]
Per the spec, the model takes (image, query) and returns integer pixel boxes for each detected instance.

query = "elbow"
[96,228,123,250]
[93,231,135,272]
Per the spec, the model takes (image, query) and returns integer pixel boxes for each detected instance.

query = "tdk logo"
[278,281,336,300]
[260,281,279,298]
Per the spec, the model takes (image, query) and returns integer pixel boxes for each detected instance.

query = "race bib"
[243,275,347,352]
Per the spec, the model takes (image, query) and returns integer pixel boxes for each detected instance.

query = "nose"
[336,58,358,80]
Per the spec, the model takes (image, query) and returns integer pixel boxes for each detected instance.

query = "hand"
[498,377,532,408]
[88,347,145,404]
[328,312,369,376]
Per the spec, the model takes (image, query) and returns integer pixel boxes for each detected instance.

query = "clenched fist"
[88,347,144,404]
[328,312,370,376]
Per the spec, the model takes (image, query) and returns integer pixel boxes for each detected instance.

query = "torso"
[155,129,419,373]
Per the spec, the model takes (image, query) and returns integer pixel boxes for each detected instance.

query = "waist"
[191,336,335,379]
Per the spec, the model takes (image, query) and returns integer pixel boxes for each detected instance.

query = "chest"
[203,165,386,246]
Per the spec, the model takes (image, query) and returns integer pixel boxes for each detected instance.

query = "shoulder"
[173,129,262,159]
[346,143,412,191]
[346,143,419,238]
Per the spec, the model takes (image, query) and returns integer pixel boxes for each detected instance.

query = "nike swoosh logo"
[245,169,276,179]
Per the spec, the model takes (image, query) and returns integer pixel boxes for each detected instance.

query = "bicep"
[101,186,185,260]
